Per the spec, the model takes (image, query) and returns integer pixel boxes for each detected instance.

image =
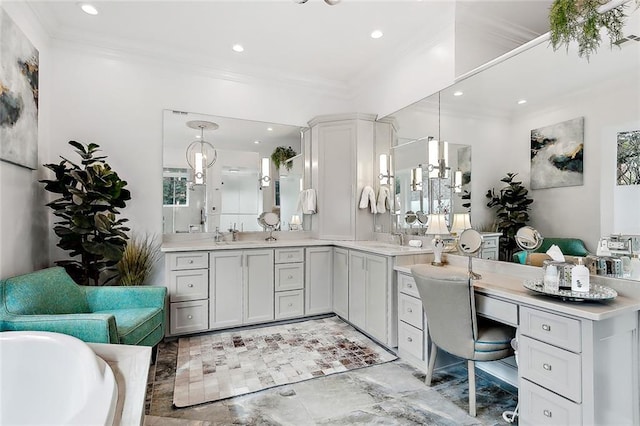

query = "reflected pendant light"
[186,120,218,185]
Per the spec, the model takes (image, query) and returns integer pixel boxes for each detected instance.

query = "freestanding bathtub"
[0,331,118,425]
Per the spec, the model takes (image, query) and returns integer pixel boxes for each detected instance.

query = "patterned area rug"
[173,316,397,407]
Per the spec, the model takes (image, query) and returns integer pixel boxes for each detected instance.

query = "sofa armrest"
[1,312,119,343]
[84,286,167,312]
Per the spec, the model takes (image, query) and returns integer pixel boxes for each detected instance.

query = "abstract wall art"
[1,8,39,170]
[617,129,640,185]
[530,117,584,190]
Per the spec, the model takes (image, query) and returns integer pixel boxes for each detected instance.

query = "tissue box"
[408,240,423,248]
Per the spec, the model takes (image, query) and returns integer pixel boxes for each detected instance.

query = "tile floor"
[146,333,518,426]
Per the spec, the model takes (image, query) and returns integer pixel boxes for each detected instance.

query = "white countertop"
[161,238,434,257]
[395,261,640,322]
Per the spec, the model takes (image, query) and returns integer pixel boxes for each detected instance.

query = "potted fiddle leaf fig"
[549,0,630,59]
[271,146,297,171]
[41,141,131,286]
[485,173,534,262]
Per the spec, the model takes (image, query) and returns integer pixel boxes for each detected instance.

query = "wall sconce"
[453,170,463,193]
[427,137,449,179]
[425,213,451,266]
[378,154,393,185]
[259,157,271,189]
[450,213,472,236]
[186,120,218,185]
[411,166,423,191]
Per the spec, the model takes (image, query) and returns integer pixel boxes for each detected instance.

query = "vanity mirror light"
[162,110,303,234]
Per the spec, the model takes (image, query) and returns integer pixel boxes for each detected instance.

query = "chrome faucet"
[213,226,223,242]
[392,232,405,246]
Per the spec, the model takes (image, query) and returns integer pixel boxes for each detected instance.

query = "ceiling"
[24,0,552,89]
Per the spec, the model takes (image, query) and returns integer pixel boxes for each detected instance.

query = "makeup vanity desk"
[395,259,640,426]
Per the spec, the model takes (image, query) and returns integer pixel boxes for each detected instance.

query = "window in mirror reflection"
[163,168,189,206]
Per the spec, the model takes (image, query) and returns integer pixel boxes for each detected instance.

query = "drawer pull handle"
[407,308,413,313]
[543,363,552,371]
[187,315,193,320]
[542,324,551,331]
[407,283,412,288]
[288,303,293,307]
[407,337,413,342]
[188,283,194,288]
[288,254,293,258]
[188,260,194,264]
[543,409,552,418]
[288,275,293,279]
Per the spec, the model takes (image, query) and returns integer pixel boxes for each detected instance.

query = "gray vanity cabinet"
[348,250,390,344]
[305,247,333,316]
[332,247,349,319]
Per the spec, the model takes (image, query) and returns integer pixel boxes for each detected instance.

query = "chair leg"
[468,359,476,417]
[425,342,438,386]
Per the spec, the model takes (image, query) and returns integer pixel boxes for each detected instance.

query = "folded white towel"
[359,186,377,214]
[297,189,317,215]
[376,185,391,214]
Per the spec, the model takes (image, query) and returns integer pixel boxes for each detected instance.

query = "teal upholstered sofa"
[0,267,167,347]
[513,237,590,264]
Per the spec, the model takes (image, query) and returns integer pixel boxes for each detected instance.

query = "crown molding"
[307,112,378,127]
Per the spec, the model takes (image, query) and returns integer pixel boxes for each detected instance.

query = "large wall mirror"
[384,10,640,280]
[388,94,472,234]
[162,110,303,234]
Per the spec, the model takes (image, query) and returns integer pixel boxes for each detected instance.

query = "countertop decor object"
[425,213,450,266]
[523,278,617,302]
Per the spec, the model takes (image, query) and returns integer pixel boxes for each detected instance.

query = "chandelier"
[185,120,218,185]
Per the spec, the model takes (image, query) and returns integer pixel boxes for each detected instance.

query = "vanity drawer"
[519,335,582,403]
[519,379,582,426]
[170,300,208,335]
[166,252,209,270]
[398,273,420,298]
[476,294,518,327]
[398,320,424,360]
[520,307,581,352]
[275,290,304,319]
[275,263,304,291]
[483,238,498,249]
[275,248,305,264]
[399,292,423,330]
[169,269,209,302]
[481,249,498,260]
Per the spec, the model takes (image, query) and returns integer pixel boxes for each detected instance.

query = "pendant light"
[185,120,218,185]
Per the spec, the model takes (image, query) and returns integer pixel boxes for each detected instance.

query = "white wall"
[46,42,353,281]
[0,3,50,279]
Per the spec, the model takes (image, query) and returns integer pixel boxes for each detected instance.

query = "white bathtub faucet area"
[0,331,118,426]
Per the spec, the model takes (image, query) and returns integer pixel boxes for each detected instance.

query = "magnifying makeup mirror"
[515,226,543,265]
[458,228,484,280]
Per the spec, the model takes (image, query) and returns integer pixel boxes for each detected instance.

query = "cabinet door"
[332,248,349,319]
[348,251,366,330]
[305,247,333,316]
[244,249,274,324]
[210,251,243,329]
[365,253,388,343]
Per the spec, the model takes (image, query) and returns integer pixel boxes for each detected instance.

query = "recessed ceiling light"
[453,91,464,97]
[267,127,273,132]
[254,140,260,144]
[232,44,244,53]
[518,99,527,105]
[79,3,98,15]
[371,30,383,39]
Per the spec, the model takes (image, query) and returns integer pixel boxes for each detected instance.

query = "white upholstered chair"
[410,265,515,417]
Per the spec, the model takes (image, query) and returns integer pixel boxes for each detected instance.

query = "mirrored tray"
[523,279,617,302]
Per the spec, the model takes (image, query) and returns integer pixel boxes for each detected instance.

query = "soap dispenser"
[543,265,559,292]
[571,258,590,293]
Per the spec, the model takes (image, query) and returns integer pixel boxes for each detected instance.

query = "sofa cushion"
[93,307,164,346]
[3,267,90,315]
